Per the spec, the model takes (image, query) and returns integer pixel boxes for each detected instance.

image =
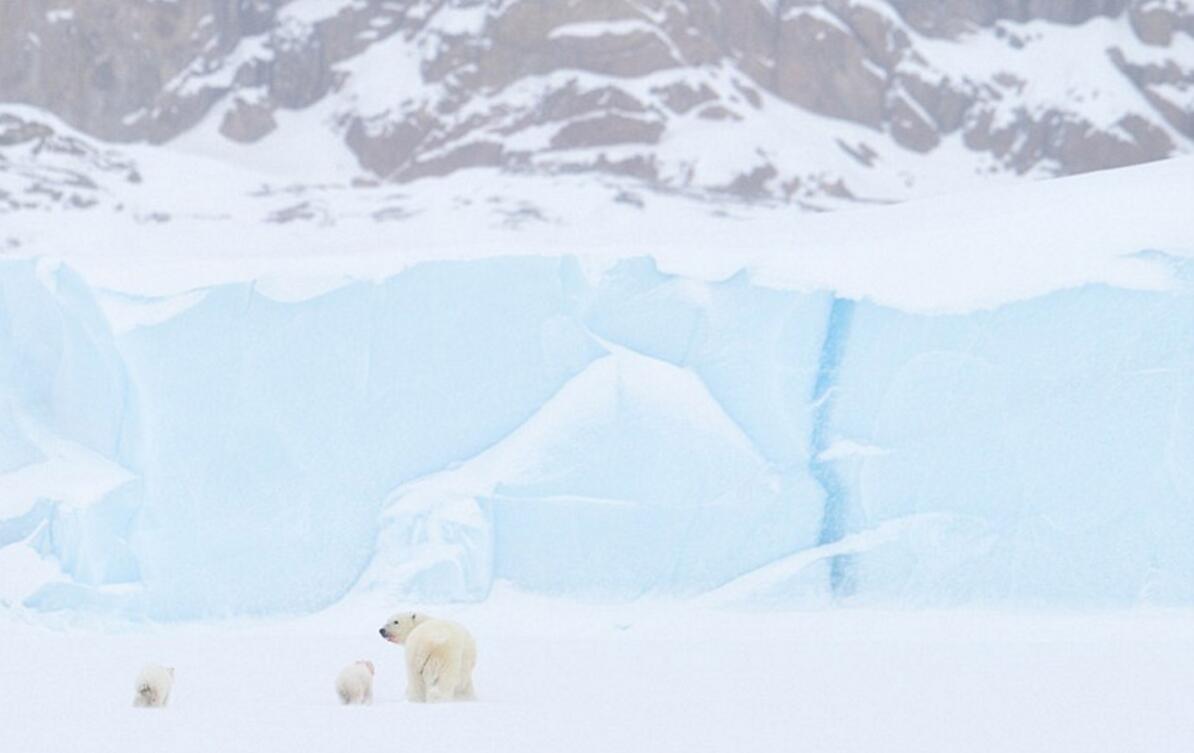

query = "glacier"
[2,249,1192,620]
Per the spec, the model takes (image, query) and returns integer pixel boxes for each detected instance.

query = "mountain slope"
[2,0,1192,205]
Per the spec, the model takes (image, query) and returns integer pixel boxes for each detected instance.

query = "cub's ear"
[167,668,175,677]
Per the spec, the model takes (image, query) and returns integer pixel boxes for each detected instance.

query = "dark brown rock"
[772,10,887,127]
[886,93,940,152]
[550,114,665,150]
[346,114,435,177]
[400,141,505,181]
[888,0,1128,37]
[654,81,719,114]
[1110,46,1194,138]
[219,97,276,143]
[1128,0,1194,45]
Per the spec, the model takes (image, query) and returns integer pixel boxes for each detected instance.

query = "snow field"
[1,597,1192,753]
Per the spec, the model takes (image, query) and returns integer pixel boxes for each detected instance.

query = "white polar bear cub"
[133,664,174,708]
[336,660,375,705]
[379,613,476,703]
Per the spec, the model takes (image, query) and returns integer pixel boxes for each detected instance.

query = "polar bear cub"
[133,664,174,708]
[379,613,476,703]
[336,660,375,705]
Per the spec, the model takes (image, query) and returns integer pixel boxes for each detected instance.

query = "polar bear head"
[379,612,429,644]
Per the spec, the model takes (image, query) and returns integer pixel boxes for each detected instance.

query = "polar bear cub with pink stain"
[379,613,476,703]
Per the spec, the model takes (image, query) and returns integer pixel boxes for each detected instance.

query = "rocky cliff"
[2,0,1192,204]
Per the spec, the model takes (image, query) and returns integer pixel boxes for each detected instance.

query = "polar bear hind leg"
[422,649,462,703]
[457,674,475,701]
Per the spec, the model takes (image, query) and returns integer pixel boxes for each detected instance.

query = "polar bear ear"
[167,668,175,677]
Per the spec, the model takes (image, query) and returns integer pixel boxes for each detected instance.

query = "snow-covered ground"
[2,593,1193,753]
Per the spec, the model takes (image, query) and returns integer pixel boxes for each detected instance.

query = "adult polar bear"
[379,613,477,702]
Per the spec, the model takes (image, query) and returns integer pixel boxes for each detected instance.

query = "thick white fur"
[133,664,174,708]
[379,613,476,703]
[336,660,375,705]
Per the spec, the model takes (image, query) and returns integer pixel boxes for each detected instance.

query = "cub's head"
[378,612,429,644]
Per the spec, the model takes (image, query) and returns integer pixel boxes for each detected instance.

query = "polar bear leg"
[456,675,475,701]
[405,667,425,702]
[423,650,462,703]
[406,651,427,702]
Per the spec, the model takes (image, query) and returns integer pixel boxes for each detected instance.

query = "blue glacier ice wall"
[0,262,143,605]
[0,256,1191,618]
[830,287,1194,605]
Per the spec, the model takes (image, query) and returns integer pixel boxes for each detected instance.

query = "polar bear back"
[409,619,476,662]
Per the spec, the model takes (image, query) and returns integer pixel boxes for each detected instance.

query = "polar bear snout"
[381,614,424,643]
[379,626,402,644]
